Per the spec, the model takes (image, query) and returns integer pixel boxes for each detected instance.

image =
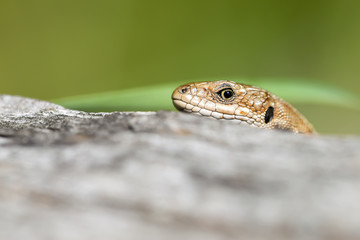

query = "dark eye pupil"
[223,90,233,98]
[265,106,274,124]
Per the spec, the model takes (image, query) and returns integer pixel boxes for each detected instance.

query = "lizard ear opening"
[265,106,274,124]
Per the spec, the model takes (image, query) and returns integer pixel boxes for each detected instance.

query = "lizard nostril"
[181,87,189,93]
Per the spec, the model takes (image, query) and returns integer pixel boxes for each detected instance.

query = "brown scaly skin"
[172,80,316,134]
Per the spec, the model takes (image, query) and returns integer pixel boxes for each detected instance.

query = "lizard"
[171,80,316,134]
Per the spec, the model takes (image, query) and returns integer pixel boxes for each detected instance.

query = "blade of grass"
[52,83,179,112]
[52,78,360,112]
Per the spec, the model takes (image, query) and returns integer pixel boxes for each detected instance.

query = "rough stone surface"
[0,94,360,240]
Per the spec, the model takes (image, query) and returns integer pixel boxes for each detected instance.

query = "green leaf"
[52,78,360,112]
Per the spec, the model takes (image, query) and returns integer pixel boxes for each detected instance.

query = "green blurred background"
[1,0,359,134]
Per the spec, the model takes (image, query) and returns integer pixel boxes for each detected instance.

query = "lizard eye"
[265,106,274,123]
[218,88,234,100]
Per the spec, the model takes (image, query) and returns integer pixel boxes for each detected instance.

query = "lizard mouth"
[172,96,259,126]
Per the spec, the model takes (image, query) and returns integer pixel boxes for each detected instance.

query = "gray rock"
[0,94,359,240]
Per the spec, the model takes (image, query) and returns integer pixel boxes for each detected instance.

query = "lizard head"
[172,80,316,134]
